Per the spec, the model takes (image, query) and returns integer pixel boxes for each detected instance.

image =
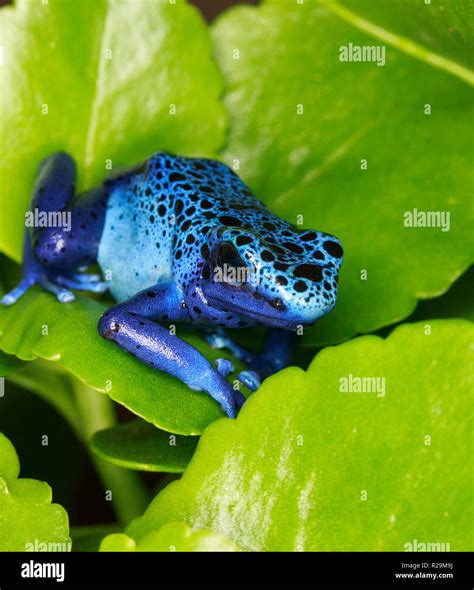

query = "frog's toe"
[86,281,109,293]
[69,272,109,291]
[69,272,103,283]
[37,276,75,303]
[237,370,261,392]
[0,277,35,305]
[56,273,109,293]
[217,389,238,419]
[56,290,76,303]
[212,379,246,418]
[215,358,234,377]
[0,294,16,306]
[203,330,231,350]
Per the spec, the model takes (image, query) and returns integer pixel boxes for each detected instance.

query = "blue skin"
[1,152,343,418]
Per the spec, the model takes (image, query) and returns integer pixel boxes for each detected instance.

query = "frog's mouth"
[202,280,310,330]
[203,241,323,328]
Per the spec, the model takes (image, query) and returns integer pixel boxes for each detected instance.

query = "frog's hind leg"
[31,153,107,273]
[31,152,77,215]
[1,152,107,305]
[203,327,296,391]
[98,284,245,418]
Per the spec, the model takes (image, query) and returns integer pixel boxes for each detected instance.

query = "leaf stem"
[7,361,82,439]
[70,380,150,525]
[8,360,149,525]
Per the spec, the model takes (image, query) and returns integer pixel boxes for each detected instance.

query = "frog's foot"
[237,370,261,392]
[203,328,232,351]
[206,333,266,390]
[203,327,255,364]
[56,271,109,293]
[1,277,35,305]
[1,271,75,305]
[204,326,296,391]
[1,267,111,306]
[204,328,274,381]
[215,358,260,394]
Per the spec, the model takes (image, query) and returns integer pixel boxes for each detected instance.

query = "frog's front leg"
[98,284,245,418]
[204,327,296,391]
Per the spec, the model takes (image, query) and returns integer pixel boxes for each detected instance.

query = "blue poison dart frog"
[1,152,343,417]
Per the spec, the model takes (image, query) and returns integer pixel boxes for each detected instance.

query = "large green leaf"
[0,433,70,551]
[127,320,473,551]
[91,419,198,472]
[101,522,239,552]
[338,0,474,72]
[0,0,225,261]
[0,289,247,435]
[212,0,474,346]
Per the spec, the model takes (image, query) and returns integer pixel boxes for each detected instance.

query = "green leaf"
[1,266,24,379]
[0,289,247,435]
[100,522,239,552]
[126,320,473,551]
[212,1,474,346]
[335,0,474,73]
[0,433,70,551]
[91,419,198,472]
[0,0,225,261]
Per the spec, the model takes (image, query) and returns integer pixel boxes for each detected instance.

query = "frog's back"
[98,153,261,302]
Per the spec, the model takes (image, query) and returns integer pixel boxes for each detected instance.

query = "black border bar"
[0,551,471,587]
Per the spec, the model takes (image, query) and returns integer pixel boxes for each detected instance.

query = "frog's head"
[200,226,343,329]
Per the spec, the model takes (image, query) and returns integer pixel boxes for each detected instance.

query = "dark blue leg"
[98,284,245,418]
[1,232,76,304]
[32,154,108,271]
[261,328,297,372]
[204,327,296,391]
[1,152,108,305]
[30,152,76,217]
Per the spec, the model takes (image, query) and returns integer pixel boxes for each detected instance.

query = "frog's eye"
[214,242,249,286]
[216,242,246,271]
